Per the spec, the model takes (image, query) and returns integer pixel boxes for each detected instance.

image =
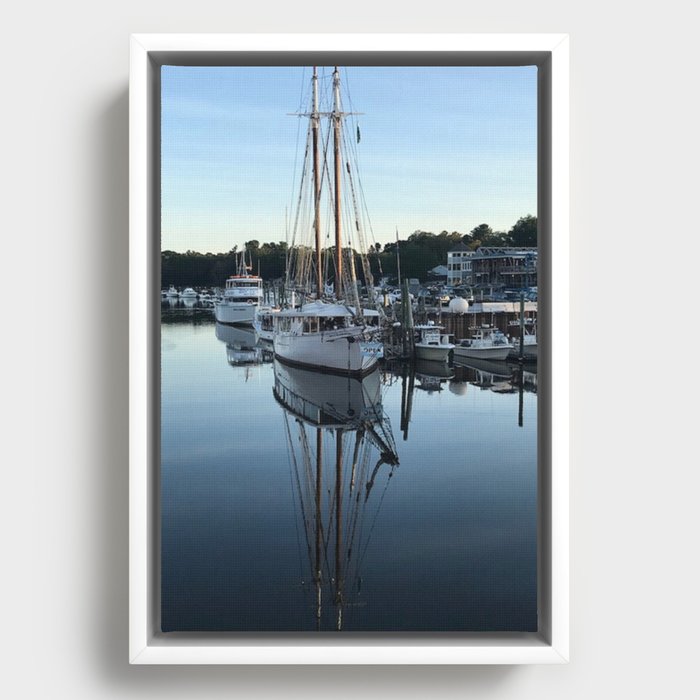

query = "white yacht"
[165,285,179,298]
[453,326,513,361]
[214,253,263,326]
[180,287,198,298]
[413,323,454,362]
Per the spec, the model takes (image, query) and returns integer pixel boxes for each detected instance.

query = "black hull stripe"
[273,352,377,378]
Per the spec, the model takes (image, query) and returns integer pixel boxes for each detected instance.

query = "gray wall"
[11,2,697,698]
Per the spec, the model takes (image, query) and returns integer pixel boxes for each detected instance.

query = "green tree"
[470,223,493,240]
[508,215,537,247]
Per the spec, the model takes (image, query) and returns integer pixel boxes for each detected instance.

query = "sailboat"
[273,359,399,630]
[214,249,264,326]
[272,66,384,376]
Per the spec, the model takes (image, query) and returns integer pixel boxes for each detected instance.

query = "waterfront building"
[469,247,537,299]
[446,242,474,286]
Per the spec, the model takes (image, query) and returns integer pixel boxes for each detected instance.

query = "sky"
[161,65,537,254]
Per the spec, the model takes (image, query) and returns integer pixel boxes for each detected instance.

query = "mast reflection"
[272,359,399,631]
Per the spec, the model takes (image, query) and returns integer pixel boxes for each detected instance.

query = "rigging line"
[345,446,373,593]
[287,126,313,289]
[283,411,307,589]
[283,411,314,578]
[342,109,381,269]
[288,67,308,237]
[297,418,316,503]
[296,418,319,551]
[344,434,368,563]
[346,134,377,258]
[355,470,393,576]
[319,119,341,286]
[338,117,385,318]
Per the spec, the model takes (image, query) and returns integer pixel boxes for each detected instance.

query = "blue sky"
[161,65,537,253]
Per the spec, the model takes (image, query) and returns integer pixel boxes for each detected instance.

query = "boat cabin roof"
[277,301,353,317]
[276,301,380,318]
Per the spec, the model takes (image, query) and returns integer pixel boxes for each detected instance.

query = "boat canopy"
[277,300,354,317]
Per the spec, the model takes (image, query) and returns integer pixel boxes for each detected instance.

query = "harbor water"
[161,316,538,632]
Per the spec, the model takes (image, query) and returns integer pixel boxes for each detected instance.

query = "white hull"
[453,345,512,361]
[214,301,258,325]
[508,338,537,359]
[521,341,537,358]
[253,308,279,341]
[414,343,454,362]
[273,327,378,376]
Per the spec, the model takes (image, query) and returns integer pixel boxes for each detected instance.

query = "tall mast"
[315,427,323,628]
[395,227,402,286]
[332,66,343,296]
[312,67,323,297]
[334,428,343,631]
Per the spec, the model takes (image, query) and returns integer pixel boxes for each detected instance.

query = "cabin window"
[303,318,319,333]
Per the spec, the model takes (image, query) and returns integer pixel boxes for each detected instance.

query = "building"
[446,242,474,286]
[470,247,537,299]
[427,264,448,282]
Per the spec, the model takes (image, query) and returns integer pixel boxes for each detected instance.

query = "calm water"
[161,318,537,632]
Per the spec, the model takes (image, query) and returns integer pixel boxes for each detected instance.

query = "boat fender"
[347,336,356,343]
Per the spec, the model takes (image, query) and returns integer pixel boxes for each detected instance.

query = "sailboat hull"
[273,328,379,377]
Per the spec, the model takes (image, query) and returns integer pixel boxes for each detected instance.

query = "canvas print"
[160,64,538,632]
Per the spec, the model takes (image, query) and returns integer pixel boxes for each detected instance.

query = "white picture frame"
[129,32,569,665]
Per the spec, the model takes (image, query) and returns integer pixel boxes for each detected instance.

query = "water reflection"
[161,321,538,632]
[215,322,272,366]
[414,359,454,393]
[453,358,537,394]
[453,358,537,429]
[272,359,399,631]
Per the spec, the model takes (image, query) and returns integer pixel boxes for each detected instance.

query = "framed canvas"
[129,33,569,664]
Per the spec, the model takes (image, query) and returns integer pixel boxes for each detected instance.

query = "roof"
[277,301,380,318]
[473,247,537,259]
[278,300,353,317]
[448,242,472,253]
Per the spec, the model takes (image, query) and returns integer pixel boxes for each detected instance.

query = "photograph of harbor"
[160,65,538,632]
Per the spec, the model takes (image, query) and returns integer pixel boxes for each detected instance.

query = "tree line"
[161,215,537,287]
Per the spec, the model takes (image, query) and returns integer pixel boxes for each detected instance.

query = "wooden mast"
[332,66,343,296]
[315,427,323,628]
[312,67,323,297]
[334,427,343,630]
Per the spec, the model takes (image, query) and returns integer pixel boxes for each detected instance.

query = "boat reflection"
[215,322,272,366]
[414,359,454,394]
[272,359,399,631]
[453,357,537,394]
